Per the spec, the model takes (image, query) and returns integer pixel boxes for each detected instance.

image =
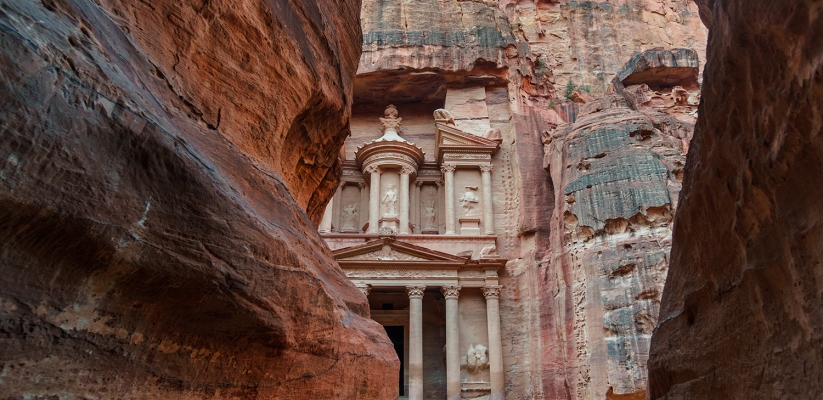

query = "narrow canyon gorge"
[0,0,821,399]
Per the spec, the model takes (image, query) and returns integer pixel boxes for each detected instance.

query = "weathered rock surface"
[0,0,397,398]
[354,0,708,397]
[649,1,823,399]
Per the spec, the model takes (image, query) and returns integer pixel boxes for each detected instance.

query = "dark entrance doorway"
[384,326,405,396]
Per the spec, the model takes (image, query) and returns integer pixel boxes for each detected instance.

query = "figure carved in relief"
[423,201,437,229]
[341,203,358,230]
[382,184,398,216]
[465,344,489,373]
[458,186,480,217]
[379,104,402,132]
[433,108,455,125]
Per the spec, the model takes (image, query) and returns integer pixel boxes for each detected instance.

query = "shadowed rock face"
[0,0,398,398]
[649,1,823,399]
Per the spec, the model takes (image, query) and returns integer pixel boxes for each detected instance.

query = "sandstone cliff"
[649,1,823,398]
[0,0,397,398]
[356,0,707,398]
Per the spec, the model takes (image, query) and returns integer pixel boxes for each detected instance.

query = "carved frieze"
[345,269,457,278]
[443,153,492,160]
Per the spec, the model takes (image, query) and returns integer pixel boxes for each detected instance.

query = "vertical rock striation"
[0,0,398,398]
[649,1,823,399]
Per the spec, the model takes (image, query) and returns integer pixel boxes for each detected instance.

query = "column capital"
[365,165,382,175]
[441,285,461,299]
[479,164,493,174]
[436,179,444,188]
[358,179,367,189]
[406,285,426,299]
[440,163,456,173]
[400,165,415,175]
[415,180,425,187]
[355,283,372,296]
[481,285,503,299]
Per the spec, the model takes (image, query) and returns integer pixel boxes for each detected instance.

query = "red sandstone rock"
[0,0,398,398]
[649,1,823,398]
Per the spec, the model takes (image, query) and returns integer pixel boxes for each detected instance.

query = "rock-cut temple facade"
[320,104,508,400]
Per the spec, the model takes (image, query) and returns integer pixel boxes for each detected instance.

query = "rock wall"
[0,0,397,398]
[648,1,823,398]
[356,0,707,398]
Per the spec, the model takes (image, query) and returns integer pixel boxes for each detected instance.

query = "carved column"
[413,180,423,231]
[358,180,368,232]
[355,283,371,297]
[367,166,381,234]
[436,179,444,233]
[407,285,426,400]
[399,166,413,234]
[442,285,461,400]
[480,164,495,235]
[319,196,333,233]
[331,183,343,232]
[482,285,504,400]
[441,164,456,235]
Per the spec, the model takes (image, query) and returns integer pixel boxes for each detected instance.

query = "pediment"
[333,238,468,263]
[435,122,500,163]
[435,122,500,148]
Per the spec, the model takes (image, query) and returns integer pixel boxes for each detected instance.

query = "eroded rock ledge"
[0,0,398,398]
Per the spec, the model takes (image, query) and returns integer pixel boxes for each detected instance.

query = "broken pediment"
[435,122,500,164]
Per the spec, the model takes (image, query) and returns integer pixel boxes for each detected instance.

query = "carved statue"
[458,186,480,217]
[379,104,403,133]
[466,344,489,374]
[341,203,358,230]
[423,201,437,229]
[382,184,398,216]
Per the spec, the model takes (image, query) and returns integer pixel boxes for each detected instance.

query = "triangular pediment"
[333,238,468,263]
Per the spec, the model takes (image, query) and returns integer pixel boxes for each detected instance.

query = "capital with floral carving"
[358,180,367,189]
[400,165,415,175]
[441,285,461,299]
[479,164,493,174]
[481,285,502,299]
[440,164,456,174]
[406,285,426,299]
[355,283,372,296]
[365,165,381,175]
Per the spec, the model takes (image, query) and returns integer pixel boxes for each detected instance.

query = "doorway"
[384,325,405,396]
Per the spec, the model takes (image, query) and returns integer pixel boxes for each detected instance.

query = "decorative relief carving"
[458,270,485,278]
[418,170,441,176]
[346,245,427,261]
[440,164,456,173]
[365,153,417,166]
[466,344,489,373]
[422,201,437,230]
[444,153,491,160]
[346,270,455,279]
[358,180,367,189]
[380,104,402,133]
[400,165,415,175]
[481,285,503,299]
[341,203,359,230]
[365,165,381,175]
[382,184,398,216]
[441,285,461,299]
[458,186,480,217]
[479,164,493,174]
[406,285,427,298]
[379,226,398,236]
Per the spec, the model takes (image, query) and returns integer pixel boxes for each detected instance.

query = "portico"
[333,239,506,400]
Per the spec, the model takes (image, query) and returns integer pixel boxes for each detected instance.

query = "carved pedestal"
[459,218,481,235]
